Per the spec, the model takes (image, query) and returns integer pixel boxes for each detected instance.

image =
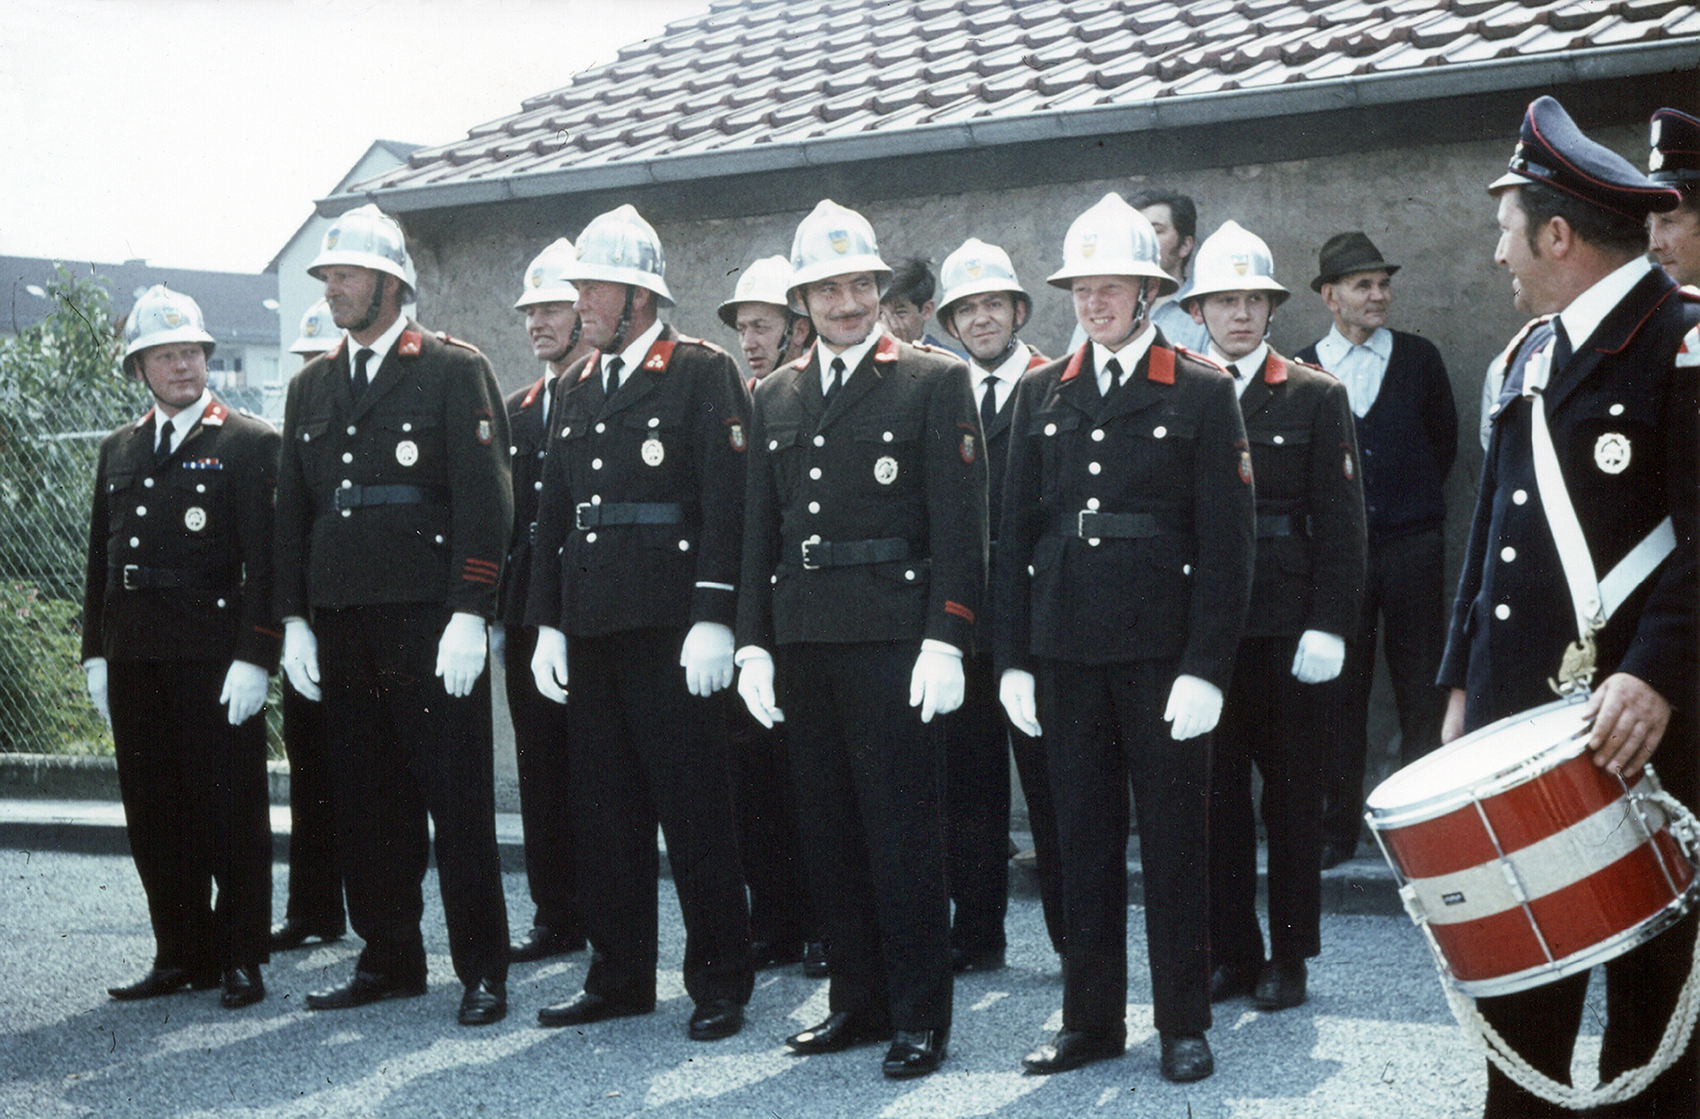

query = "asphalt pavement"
[0,827,1590,1118]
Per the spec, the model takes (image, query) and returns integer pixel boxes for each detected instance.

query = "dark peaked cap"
[1649,107,1700,185]
[1488,95,1680,219]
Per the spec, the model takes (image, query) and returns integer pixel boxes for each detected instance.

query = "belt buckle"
[333,486,354,512]
[122,564,140,590]
[574,503,594,531]
[1076,509,1095,538]
[528,521,538,546]
[800,538,821,570]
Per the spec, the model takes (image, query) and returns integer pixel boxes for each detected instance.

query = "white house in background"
[266,140,421,400]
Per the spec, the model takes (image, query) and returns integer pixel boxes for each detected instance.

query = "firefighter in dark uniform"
[85,285,278,1010]
[275,204,513,1028]
[526,204,754,1042]
[1442,96,1699,1119]
[501,238,590,964]
[997,194,1256,1083]
[270,299,346,954]
[718,255,823,975]
[932,237,1063,971]
[1182,221,1365,1013]
[736,199,987,1079]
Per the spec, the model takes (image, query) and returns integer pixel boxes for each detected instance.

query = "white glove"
[435,611,488,698]
[1164,674,1223,741]
[219,660,270,726]
[281,618,322,702]
[736,649,785,728]
[680,621,735,697]
[84,658,110,724]
[488,622,507,665]
[998,668,1042,738]
[1290,629,1346,684]
[530,625,569,705]
[909,647,965,723]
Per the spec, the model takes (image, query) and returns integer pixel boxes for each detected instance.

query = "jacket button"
[217,599,227,608]
[1512,489,1528,505]
[810,467,822,480]
[1088,462,1101,474]
[678,540,690,551]
[808,501,820,514]
[1091,429,1104,441]
[136,506,147,516]
[1087,497,1100,510]
[1183,564,1192,575]
[769,439,780,451]
[534,480,543,491]
[1495,603,1511,620]
[347,425,357,436]
[586,532,598,543]
[342,452,353,463]
[1274,435,1285,444]
[435,535,445,544]
[196,484,206,493]
[129,537,140,548]
[596,422,607,434]
[1153,426,1168,439]
[509,445,518,456]
[1610,403,1625,416]
[143,477,154,488]
[1501,546,1516,563]
[904,569,915,580]
[883,431,894,442]
[1044,423,1057,436]
[813,435,826,447]
[591,458,603,470]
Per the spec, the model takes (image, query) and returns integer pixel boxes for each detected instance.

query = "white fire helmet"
[936,238,1031,324]
[514,237,580,309]
[307,203,417,299]
[718,255,794,328]
[786,199,892,308]
[1184,220,1289,309]
[122,285,215,370]
[1047,193,1177,295]
[565,205,673,306]
[290,299,340,355]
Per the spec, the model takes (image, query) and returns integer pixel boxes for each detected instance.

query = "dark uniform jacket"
[83,397,281,667]
[1237,351,1366,639]
[737,333,987,651]
[993,334,1255,685]
[499,372,558,631]
[1439,269,1699,728]
[274,321,512,620]
[526,325,750,636]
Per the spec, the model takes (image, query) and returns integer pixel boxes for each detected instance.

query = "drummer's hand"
[1582,672,1671,781]
[1441,689,1466,745]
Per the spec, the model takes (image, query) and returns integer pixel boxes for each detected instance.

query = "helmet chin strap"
[606,285,637,355]
[1109,285,1151,350]
[347,274,390,335]
[543,312,583,366]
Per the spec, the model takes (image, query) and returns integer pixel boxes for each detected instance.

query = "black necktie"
[825,357,846,408]
[604,356,624,398]
[980,375,999,434]
[1103,357,1123,396]
[353,348,372,398]
[1550,320,1572,373]
[1228,364,1242,381]
[154,420,173,465]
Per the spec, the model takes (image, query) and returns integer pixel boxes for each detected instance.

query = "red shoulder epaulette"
[1262,353,1288,385]
[520,376,546,409]
[578,350,602,382]
[398,328,424,356]
[1147,344,1175,385]
[873,334,900,364]
[201,401,229,427]
[641,338,677,373]
[1026,350,1049,371]
[1059,345,1088,383]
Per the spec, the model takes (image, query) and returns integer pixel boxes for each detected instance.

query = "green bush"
[0,581,110,754]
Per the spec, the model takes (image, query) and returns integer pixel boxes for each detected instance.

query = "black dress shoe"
[801,940,829,979]
[1022,1029,1125,1074]
[1209,961,1260,1002]
[107,967,218,1001]
[883,1029,948,1078]
[269,919,343,952]
[687,999,744,1041]
[1252,957,1307,1010]
[1159,1032,1214,1082]
[750,940,805,970]
[220,967,265,1009]
[459,979,507,1026]
[785,1011,892,1054]
[536,990,652,1028]
[509,926,585,963]
[951,945,1006,973]
[304,970,427,1010]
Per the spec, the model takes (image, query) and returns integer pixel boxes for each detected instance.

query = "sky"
[0,0,708,274]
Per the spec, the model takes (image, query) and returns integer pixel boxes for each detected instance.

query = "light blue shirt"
[1313,325,1393,417]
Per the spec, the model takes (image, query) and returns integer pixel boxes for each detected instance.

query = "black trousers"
[109,659,271,972]
[728,709,815,948]
[1210,635,1331,970]
[280,678,344,934]
[778,641,953,1032]
[1323,527,1447,850]
[1040,656,1211,1038]
[1008,709,1066,959]
[943,653,1011,955]
[503,625,581,937]
[567,628,753,1008]
[315,604,508,988]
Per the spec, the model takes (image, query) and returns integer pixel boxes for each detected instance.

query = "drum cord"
[1441,790,1700,1109]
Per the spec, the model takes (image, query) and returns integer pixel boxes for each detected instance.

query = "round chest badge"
[874,456,899,485]
[183,506,207,532]
[1594,432,1631,475]
[396,440,419,467]
[642,436,666,467]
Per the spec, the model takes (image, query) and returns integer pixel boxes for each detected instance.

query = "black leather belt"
[114,564,233,592]
[1058,510,1170,539]
[331,484,446,512]
[793,537,911,570]
[574,502,683,530]
[1256,513,1310,538]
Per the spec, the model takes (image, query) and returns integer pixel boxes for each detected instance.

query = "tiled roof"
[337,0,1700,210]
[0,257,278,346]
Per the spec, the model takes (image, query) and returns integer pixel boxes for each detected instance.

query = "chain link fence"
[0,270,284,757]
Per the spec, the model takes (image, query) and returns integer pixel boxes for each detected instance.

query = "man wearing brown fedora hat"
[1296,232,1457,870]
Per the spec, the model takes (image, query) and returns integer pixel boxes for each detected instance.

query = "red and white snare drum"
[1366,698,1698,997]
